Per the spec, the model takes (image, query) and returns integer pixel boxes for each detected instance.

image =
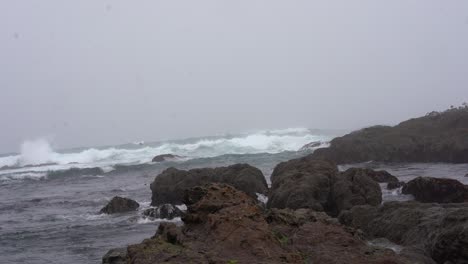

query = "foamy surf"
[0,128,332,181]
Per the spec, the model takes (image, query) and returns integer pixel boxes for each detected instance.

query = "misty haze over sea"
[1,1,468,263]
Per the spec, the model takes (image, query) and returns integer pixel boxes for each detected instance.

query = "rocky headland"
[312,107,468,164]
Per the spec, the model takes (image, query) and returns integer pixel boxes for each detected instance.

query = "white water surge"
[0,128,331,181]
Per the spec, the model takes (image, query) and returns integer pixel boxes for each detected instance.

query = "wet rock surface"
[339,201,468,264]
[402,176,468,203]
[150,164,268,206]
[124,183,410,264]
[100,197,140,214]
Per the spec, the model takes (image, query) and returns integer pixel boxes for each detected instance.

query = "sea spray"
[19,139,56,166]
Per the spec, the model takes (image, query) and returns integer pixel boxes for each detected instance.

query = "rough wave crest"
[0,128,330,180]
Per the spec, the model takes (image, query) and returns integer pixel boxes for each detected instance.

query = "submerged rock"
[150,164,268,206]
[102,248,127,264]
[100,196,139,214]
[267,157,382,216]
[122,184,410,264]
[402,176,468,203]
[339,201,468,264]
[311,107,468,164]
[151,154,180,162]
[142,204,184,220]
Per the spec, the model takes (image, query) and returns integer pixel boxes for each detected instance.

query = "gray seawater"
[0,151,307,263]
[1,151,468,264]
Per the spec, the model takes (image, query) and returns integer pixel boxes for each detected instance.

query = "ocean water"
[0,128,467,263]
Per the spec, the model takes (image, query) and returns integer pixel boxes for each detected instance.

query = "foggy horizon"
[2,1,468,153]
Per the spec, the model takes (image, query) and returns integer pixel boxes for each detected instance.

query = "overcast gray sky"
[1,1,468,152]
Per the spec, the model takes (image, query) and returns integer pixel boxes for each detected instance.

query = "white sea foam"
[256,193,268,204]
[18,139,55,166]
[0,172,48,181]
[0,128,331,180]
[380,183,414,202]
[137,217,182,225]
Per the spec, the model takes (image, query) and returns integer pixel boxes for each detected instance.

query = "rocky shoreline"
[102,108,468,264]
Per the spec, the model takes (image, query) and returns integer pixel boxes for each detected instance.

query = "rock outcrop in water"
[311,107,468,164]
[267,157,382,216]
[142,204,184,220]
[151,154,181,162]
[120,183,410,264]
[298,141,325,151]
[402,177,468,203]
[100,197,140,214]
[339,201,468,264]
[150,164,268,206]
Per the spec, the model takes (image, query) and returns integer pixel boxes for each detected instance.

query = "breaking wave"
[0,128,330,177]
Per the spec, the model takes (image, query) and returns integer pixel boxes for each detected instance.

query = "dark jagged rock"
[339,201,468,264]
[151,154,180,162]
[312,107,468,164]
[150,164,268,206]
[102,248,127,264]
[142,204,184,220]
[402,177,468,203]
[122,184,411,264]
[100,197,139,214]
[267,157,382,216]
[47,167,104,178]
